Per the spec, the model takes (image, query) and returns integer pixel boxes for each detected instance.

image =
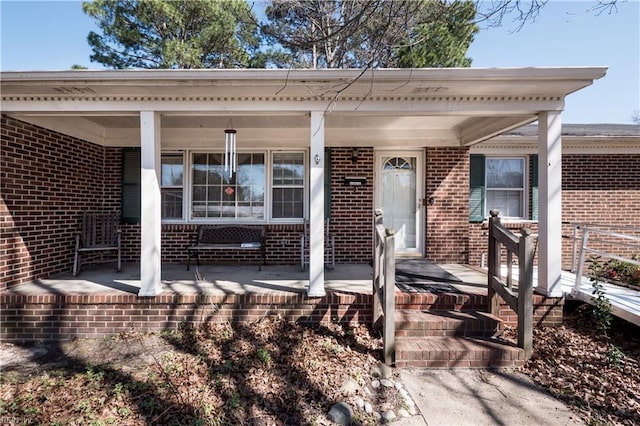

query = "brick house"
[2,68,620,300]
[469,123,640,270]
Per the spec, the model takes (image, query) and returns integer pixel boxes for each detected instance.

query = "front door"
[376,151,424,256]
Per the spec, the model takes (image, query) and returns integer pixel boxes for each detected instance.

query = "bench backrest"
[198,226,265,244]
[80,213,120,248]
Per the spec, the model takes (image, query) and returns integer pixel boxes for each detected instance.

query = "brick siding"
[0,115,120,290]
[561,154,640,267]
[0,291,562,342]
[0,292,372,342]
[330,147,375,263]
[1,116,379,288]
[3,115,637,289]
[425,147,470,263]
[468,154,640,269]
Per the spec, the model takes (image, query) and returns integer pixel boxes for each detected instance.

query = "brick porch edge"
[0,292,563,342]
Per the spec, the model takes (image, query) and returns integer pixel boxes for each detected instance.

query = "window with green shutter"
[121,148,141,224]
[469,154,485,222]
[470,154,534,222]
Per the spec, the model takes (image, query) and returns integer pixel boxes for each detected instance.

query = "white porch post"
[537,111,563,297]
[308,111,326,297]
[138,111,162,297]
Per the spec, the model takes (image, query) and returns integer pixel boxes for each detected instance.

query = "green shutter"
[324,148,332,218]
[469,154,485,222]
[121,148,141,224]
[531,154,539,221]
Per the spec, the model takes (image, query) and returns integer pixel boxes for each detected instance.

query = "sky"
[1,0,638,124]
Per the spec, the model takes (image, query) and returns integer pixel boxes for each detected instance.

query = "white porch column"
[308,111,326,297]
[537,111,563,297]
[138,111,162,297]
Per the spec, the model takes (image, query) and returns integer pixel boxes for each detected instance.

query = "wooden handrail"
[487,210,534,359]
[372,209,395,366]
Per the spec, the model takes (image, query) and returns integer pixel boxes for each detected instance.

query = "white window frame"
[189,150,267,223]
[161,149,309,225]
[270,150,308,222]
[484,156,528,219]
[160,152,185,222]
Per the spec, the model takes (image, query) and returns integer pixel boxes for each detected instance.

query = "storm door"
[376,151,424,256]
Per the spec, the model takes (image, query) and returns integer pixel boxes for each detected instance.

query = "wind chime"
[224,118,237,178]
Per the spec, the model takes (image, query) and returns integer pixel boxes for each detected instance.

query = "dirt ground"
[1,306,639,425]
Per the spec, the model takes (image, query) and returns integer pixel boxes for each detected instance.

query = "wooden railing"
[487,210,535,359]
[372,209,395,366]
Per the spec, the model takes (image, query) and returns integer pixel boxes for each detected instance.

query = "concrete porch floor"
[3,263,489,296]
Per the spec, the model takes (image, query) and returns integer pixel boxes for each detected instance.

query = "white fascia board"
[1,67,608,99]
[0,66,608,83]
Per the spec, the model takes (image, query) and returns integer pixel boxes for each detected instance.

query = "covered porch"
[1,67,607,300]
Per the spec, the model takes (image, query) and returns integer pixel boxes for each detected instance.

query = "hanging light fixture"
[224,117,237,178]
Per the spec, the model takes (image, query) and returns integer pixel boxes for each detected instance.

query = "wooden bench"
[73,213,121,276]
[187,225,266,271]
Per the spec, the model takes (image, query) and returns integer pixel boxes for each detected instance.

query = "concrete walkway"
[397,368,582,426]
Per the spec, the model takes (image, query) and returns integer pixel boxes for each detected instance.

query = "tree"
[474,0,622,30]
[260,0,479,69]
[396,0,478,68]
[82,0,260,69]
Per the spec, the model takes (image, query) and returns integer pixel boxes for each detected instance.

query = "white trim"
[156,148,311,225]
[537,111,564,297]
[471,138,640,155]
[484,156,528,220]
[188,150,268,222]
[160,152,185,222]
[269,150,308,222]
[374,149,425,257]
[308,111,326,297]
[139,111,162,297]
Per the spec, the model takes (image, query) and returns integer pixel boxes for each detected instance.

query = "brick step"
[395,336,525,368]
[395,310,502,338]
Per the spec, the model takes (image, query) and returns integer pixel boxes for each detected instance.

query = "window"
[272,152,305,219]
[469,155,532,221]
[161,154,184,220]
[485,158,525,218]
[125,149,310,223]
[191,152,265,220]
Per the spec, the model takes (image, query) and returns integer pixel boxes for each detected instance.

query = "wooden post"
[518,228,534,359]
[383,228,395,366]
[487,210,501,317]
[372,210,383,327]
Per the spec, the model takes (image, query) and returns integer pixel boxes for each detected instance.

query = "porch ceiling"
[1,67,607,148]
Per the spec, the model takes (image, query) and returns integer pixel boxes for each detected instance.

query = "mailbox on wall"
[343,176,367,186]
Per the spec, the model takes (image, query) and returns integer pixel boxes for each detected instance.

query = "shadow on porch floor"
[3,263,489,297]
